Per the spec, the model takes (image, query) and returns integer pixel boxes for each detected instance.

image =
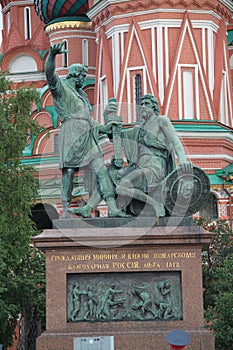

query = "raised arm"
[45,41,67,87]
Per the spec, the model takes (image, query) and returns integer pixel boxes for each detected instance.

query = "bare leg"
[116,169,163,217]
[117,185,161,216]
[68,158,129,218]
[61,168,75,219]
[68,188,101,217]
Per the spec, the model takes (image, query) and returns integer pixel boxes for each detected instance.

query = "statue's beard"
[140,108,153,120]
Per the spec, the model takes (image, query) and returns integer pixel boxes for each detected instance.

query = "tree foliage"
[0,73,46,348]
[195,218,233,350]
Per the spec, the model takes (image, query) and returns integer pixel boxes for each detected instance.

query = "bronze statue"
[70,94,194,217]
[113,94,193,216]
[45,41,209,218]
[45,41,127,218]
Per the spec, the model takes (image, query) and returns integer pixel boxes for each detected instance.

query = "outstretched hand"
[50,41,68,56]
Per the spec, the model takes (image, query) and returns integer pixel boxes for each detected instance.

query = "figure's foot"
[108,210,131,218]
[68,205,92,218]
[159,207,166,217]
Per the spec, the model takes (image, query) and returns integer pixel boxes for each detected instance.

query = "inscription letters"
[51,251,197,272]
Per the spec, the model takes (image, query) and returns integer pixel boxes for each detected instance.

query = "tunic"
[49,78,102,169]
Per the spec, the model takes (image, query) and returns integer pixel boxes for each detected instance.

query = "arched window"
[62,40,68,68]
[135,74,142,121]
[82,39,88,67]
[24,7,31,40]
[183,70,194,119]
[220,71,227,123]
[7,11,11,33]
[9,55,37,73]
[230,54,233,69]
[100,76,108,122]
[178,66,198,120]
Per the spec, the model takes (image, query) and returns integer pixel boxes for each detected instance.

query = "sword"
[104,98,124,168]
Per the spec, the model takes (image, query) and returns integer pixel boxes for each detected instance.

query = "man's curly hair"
[67,64,88,79]
[140,94,160,115]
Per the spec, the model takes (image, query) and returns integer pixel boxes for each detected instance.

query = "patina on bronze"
[71,94,197,217]
[45,41,128,219]
[165,166,210,217]
[45,41,210,219]
[67,272,182,322]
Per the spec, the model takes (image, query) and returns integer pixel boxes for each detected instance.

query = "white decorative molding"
[208,27,214,97]
[157,25,164,105]
[35,162,59,171]
[48,32,95,41]
[164,26,169,87]
[88,0,129,19]
[220,0,233,12]
[105,24,129,38]
[46,21,92,33]
[202,28,207,72]
[178,64,199,120]
[151,27,156,82]
[191,20,219,32]
[88,3,222,22]
[24,6,32,40]
[140,19,219,32]
[186,154,233,162]
[223,44,233,124]
[177,131,233,143]
[7,72,46,82]
[112,32,120,96]
[93,13,222,33]
[96,39,103,123]
[118,26,134,110]
[165,19,214,119]
[2,0,34,13]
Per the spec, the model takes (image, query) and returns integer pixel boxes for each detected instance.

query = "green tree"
[195,218,233,350]
[0,73,46,348]
[205,256,233,350]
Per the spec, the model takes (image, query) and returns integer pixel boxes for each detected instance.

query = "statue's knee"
[115,184,120,195]
[116,183,127,196]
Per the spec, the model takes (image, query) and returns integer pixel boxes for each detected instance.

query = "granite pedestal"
[32,217,215,350]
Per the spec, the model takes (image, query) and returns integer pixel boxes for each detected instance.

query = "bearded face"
[140,99,155,120]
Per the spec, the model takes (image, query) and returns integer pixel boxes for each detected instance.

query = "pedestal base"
[33,218,215,350]
[36,329,214,350]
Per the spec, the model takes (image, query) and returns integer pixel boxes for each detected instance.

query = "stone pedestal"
[32,217,215,350]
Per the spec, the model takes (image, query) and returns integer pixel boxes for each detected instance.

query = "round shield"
[165,166,210,217]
